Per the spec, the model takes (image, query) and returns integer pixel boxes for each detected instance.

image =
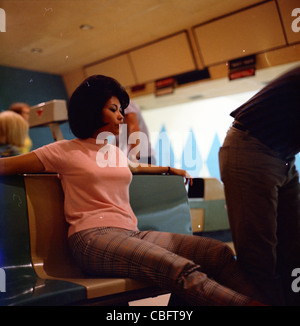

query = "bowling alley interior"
[0,0,300,307]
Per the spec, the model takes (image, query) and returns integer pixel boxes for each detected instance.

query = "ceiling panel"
[194,1,286,66]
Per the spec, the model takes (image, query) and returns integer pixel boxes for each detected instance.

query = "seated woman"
[0,75,267,305]
[0,110,28,157]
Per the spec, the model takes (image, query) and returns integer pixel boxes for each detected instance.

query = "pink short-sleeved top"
[33,138,138,237]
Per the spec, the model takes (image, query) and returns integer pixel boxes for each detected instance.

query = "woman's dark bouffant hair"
[68,75,130,139]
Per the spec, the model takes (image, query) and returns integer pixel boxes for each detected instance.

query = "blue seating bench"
[0,174,192,306]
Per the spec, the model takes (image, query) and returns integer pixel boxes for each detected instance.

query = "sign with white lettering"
[229,55,256,81]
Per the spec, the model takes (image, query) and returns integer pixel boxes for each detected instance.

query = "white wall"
[141,91,300,179]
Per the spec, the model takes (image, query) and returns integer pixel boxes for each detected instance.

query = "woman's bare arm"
[0,152,45,175]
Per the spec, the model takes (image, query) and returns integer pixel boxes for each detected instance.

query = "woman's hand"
[169,167,193,186]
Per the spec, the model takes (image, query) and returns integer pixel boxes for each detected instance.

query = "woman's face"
[98,96,124,135]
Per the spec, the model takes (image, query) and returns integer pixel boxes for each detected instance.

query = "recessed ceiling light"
[31,48,43,53]
[80,24,93,30]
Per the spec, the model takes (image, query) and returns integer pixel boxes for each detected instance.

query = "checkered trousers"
[68,227,265,306]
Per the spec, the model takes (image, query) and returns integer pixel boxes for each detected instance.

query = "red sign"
[36,108,44,116]
[229,68,255,80]
[155,77,175,89]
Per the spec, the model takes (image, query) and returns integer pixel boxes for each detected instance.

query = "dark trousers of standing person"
[68,227,267,305]
[219,126,300,306]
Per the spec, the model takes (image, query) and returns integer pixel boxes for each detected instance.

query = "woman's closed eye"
[109,105,122,114]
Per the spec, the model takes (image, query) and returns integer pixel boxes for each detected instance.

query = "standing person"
[9,102,32,153]
[0,110,28,157]
[0,75,266,306]
[118,100,156,165]
[219,66,300,305]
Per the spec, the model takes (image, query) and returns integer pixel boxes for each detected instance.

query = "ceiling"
[1,0,299,111]
[0,0,265,75]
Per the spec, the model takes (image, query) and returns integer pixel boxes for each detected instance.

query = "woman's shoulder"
[41,138,77,148]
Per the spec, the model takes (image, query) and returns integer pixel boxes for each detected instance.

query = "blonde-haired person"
[0,110,29,157]
[9,102,32,153]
